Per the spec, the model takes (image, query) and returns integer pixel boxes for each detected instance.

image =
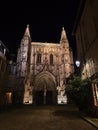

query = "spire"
[21,24,31,45]
[24,24,31,38]
[60,27,67,43]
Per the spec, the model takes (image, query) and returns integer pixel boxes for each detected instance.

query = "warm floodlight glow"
[5,92,12,104]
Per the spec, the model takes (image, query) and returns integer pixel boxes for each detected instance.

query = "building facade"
[16,25,74,105]
[72,0,98,106]
[0,40,9,107]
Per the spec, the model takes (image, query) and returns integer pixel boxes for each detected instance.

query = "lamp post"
[75,60,80,76]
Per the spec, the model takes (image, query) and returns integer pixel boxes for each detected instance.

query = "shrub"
[65,76,93,111]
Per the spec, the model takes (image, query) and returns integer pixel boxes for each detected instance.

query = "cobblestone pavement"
[0,104,97,130]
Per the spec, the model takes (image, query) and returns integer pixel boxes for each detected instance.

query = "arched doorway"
[33,71,57,105]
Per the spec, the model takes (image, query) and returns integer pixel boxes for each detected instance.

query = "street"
[0,104,97,130]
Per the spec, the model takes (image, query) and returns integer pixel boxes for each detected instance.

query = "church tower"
[17,24,31,77]
[17,25,32,103]
[59,27,74,79]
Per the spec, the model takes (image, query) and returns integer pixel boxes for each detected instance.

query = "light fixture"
[75,60,80,67]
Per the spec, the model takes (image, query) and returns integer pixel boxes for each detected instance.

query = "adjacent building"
[72,0,98,106]
[0,40,9,107]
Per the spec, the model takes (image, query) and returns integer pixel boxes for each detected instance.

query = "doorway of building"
[34,71,57,105]
[35,91,53,105]
[46,91,53,105]
[35,91,44,105]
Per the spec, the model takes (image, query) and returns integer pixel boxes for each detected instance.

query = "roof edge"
[72,0,86,35]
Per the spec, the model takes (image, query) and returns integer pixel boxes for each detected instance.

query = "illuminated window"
[50,54,53,65]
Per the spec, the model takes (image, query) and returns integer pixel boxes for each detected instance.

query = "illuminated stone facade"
[17,25,74,104]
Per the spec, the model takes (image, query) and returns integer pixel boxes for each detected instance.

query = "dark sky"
[0,1,80,60]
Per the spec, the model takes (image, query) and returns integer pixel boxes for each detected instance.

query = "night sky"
[0,1,80,60]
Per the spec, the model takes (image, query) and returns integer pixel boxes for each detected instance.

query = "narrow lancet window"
[50,54,53,65]
[37,53,41,64]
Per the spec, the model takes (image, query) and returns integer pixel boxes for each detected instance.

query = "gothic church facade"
[16,25,74,105]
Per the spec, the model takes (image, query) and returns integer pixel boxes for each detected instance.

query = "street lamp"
[75,60,80,76]
[75,60,80,67]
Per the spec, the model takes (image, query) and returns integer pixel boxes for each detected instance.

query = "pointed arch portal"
[33,71,57,105]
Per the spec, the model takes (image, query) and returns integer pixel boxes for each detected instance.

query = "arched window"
[37,53,41,64]
[50,54,53,65]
